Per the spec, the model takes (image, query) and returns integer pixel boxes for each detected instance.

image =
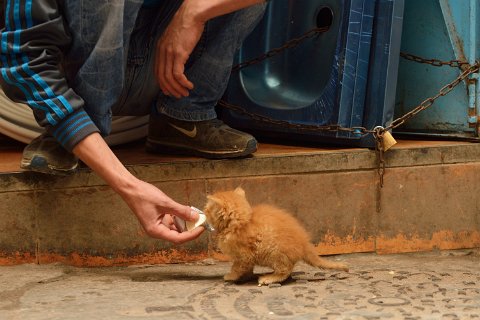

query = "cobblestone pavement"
[0,250,479,320]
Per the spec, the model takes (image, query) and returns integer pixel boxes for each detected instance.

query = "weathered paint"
[42,251,210,267]
[315,232,376,255]
[1,231,478,266]
[1,141,480,267]
[0,252,36,266]
[396,0,477,136]
[376,230,480,254]
[0,250,209,267]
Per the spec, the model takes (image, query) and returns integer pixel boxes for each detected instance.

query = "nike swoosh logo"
[169,123,197,138]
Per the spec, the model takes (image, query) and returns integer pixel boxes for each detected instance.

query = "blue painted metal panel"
[394,0,479,138]
[221,0,404,147]
[364,0,405,132]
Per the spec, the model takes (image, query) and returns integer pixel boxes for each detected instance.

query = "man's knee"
[240,3,267,24]
[235,3,267,36]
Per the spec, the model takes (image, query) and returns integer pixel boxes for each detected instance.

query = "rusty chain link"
[373,126,387,187]
[377,54,479,186]
[231,27,330,72]
[219,27,480,186]
[386,63,480,132]
[221,26,375,136]
[400,52,471,69]
[218,99,374,135]
[223,29,479,137]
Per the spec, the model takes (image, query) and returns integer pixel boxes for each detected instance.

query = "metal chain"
[231,27,330,72]
[386,63,480,132]
[220,27,480,186]
[223,27,374,135]
[218,99,374,135]
[223,51,479,137]
[400,52,470,69]
[373,127,386,187]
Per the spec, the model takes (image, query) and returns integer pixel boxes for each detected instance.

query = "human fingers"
[172,55,194,92]
[156,40,173,97]
[163,45,188,98]
[148,224,205,244]
[162,214,178,231]
[157,38,191,98]
[174,226,205,244]
[173,205,200,223]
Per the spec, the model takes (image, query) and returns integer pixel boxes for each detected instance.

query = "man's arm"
[1,0,203,243]
[73,133,204,244]
[156,0,267,98]
[183,0,268,22]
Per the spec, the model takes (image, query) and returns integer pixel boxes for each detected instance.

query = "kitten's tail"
[304,245,349,272]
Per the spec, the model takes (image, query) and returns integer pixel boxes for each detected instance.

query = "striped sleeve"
[0,0,99,152]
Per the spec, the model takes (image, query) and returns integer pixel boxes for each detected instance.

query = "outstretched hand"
[121,179,205,244]
[73,133,204,244]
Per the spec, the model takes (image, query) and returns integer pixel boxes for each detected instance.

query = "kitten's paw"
[258,275,283,286]
[257,276,273,286]
[330,262,349,272]
[338,264,349,272]
[224,273,241,282]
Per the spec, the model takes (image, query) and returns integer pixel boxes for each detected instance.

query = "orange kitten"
[204,187,349,285]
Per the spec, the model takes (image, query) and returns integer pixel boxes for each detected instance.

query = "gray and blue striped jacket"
[0,0,144,152]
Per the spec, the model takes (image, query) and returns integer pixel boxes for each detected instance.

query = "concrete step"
[1,138,480,266]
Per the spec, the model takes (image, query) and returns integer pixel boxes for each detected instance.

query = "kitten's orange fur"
[204,187,349,285]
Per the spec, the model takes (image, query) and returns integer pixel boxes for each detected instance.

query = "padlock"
[382,131,397,151]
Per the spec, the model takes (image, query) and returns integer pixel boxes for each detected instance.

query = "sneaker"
[20,133,79,175]
[146,113,257,159]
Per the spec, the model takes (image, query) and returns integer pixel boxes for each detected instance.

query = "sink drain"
[316,6,334,30]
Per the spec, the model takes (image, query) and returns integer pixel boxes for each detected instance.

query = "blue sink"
[221,0,404,147]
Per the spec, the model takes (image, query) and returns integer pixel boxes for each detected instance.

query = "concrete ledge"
[1,140,479,266]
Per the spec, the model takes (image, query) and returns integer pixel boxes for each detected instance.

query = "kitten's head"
[204,187,253,232]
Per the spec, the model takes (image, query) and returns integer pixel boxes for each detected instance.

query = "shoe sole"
[145,139,257,159]
[20,155,78,176]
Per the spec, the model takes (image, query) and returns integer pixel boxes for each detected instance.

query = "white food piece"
[186,213,207,231]
[174,207,214,232]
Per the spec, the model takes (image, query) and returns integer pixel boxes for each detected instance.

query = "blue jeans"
[63,1,266,135]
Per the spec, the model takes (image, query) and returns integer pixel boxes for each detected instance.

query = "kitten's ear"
[207,195,222,204]
[234,187,246,197]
